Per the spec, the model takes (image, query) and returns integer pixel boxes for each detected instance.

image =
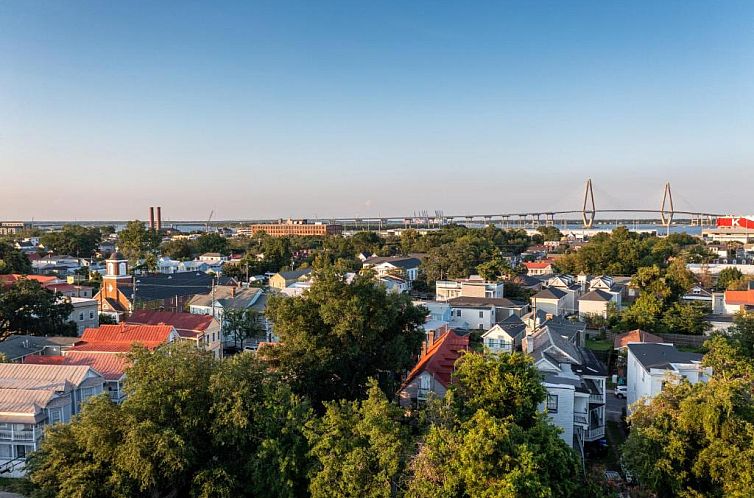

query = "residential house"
[626,343,710,416]
[716,289,754,315]
[414,300,452,323]
[362,256,421,286]
[126,310,222,358]
[681,285,714,308]
[0,364,105,476]
[435,275,504,302]
[65,297,100,335]
[481,314,527,353]
[546,275,583,314]
[526,324,608,452]
[73,323,179,352]
[531,287,568,317]
[447,296,527,330]
[577,290,616,319]
[0,336,80,363]
[269,268,312,290]
[398,330,469,408]
[198,253,228,264]
[24,353,128,404]
[378,274,409,294]
[188,286,273,345]
[523,260,554,276]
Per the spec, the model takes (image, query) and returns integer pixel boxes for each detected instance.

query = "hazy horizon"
[2,1,753,220]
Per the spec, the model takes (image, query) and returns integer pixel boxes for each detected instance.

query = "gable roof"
[613,329,664,349]
[401,330,469,389]
[126,310,217,338]
[0,388,56,420]
[24,352,128,381]
[187,286,261,310]
[533,287,567,300]
[115,272,235,302]
[578,289,614,302]
[276,268,312,280]
[0,363,95,389]
[627,343,702,371]
[77,324,175,350]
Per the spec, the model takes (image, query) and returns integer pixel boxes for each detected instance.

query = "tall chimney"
[149,207,155,230]
[156,207,162,231]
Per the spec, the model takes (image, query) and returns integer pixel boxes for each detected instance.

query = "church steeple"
[106,252,130,280]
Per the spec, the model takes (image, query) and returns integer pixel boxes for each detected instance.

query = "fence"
[604,330,708,349]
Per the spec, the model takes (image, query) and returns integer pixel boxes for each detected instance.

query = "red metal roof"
[24,352,128,380]
[725,290,754,306]
[523,260,553,270]
[80,323,175,349]
[126,310,215,336]
[0,274,61,286]
[402,330,469,389]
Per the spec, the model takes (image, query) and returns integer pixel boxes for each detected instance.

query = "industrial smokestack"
[156,207,162,231]
[149,207,155,230]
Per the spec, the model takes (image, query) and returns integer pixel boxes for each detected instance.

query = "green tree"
[724,312,754,358]
[40,224,102,257]
[475,256,513,282]
[196,233,230,255]
[262,267,427,408]
[0,241,31,274]
[306,381,412,498]
[161,239,195,260]
[535,225,563,242]
[118,220,160,262]
[222,308,264,348]
[28,343,312,497]
[0,279,76,338]
[716,266,745,290]
[406,353,584,498]
[622,337,754,498]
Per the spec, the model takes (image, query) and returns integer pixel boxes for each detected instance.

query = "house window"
[48,408,62,424]
[456,310,462,317]
[546,394,558,413]
[89,311,94,319]
[478,311,484,318]
[79,313,84,321]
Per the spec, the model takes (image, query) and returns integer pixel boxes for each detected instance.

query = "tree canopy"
[622,334,754,498]
[0,241,31,274]
[261,266,427,408]
[0,279,76,338]
[39,225,103,257]
[118,220,160,262]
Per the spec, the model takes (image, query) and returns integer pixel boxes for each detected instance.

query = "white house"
[481,314,527,353]
[447,297,527,330]
[546,275,583,314]
[362,256,421,286]
[531,287,568,317]
[577,289,616,319]
[527,324,608,453]
[626,343,709,416]
[199,253,229,264]
[66,297,99,335]
[435,276,504,302]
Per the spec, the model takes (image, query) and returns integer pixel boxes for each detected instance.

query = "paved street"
[605,389,627,421]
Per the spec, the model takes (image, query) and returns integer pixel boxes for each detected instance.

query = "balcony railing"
[417,387,430,400]
[0,428,40,442]
[589,393,605,404]
[574,412,588,425]
[585,426,605,440]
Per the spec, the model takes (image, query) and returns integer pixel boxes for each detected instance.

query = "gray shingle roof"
[628,343,702,371]
[448,296,523,309]
[579,289,614,302]
[534,287,567,300]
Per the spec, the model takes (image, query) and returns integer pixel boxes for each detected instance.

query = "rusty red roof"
[80,323,175,349]
[126,310,216,337]
[401,330,469,389]
[523,260,554,270]
[613,329,664,349]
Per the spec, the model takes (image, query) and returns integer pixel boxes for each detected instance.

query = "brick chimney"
[156,207,162,231]
[149,207,155,230]
[420,340,427,358]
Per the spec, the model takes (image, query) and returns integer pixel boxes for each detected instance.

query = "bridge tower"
[660,182,674,228]
[582,178,596,228]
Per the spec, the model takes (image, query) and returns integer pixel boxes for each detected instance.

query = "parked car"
[615,385,627,399]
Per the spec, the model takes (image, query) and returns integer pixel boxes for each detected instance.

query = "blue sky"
[1,1,752,220]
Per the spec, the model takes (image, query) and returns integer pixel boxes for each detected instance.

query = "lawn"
[586,337,613,351]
